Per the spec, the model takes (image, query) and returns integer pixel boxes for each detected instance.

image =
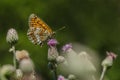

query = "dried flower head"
[19,59,34,74]
[47,39,58,47]
[15,50,29,61]
[102,51,117,67]
[62,43,72,52]
[6,28,18,45]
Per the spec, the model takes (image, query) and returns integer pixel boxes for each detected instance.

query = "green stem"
[100,66,107,80]
[12,46,16,69]
[53,67,57,80]
[51,62,57,80]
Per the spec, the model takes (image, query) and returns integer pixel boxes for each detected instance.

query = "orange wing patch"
[29,14,53,34]
[27,13,54,46]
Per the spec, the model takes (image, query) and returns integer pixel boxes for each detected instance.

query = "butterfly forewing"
[27,14,54,46]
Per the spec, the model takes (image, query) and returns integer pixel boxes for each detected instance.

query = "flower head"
[47,39,58,47]
[102,51,117,67]
[68,74,76,80]
[58,75,65,80]
[0,64,15,76]
[48,46,59,61]
[15,69,23,79]
[19,59,34,74]
[106,51,117,59]
[62,43,72,52]
[56,56,65,64]
[15,50,29,61]
[6,28,18,45]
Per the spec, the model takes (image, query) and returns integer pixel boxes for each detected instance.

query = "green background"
[0,0,120,80]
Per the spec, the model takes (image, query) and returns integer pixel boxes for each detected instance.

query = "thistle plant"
[57,75,66,80]
[6,28,18,69]
[100,52,117,80]
[47,39,59,80]
[1,28,37,80]
[1,15,118,80]
[0,64,15,80]
[15,50,36,80]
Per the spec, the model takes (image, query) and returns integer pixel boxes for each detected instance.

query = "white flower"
[68,74,76,80]
[0,64,15,78]
[56,56,65,64]
[48,46,59,61]
[19,59,34,74]
[15,69,23,79]
[78,51,96,74]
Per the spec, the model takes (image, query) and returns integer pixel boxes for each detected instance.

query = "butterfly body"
[27,14,54,46]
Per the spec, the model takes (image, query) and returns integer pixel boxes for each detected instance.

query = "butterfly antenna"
[55,26,66,32]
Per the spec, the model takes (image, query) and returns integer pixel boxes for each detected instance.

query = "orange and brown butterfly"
[27,13,55,46]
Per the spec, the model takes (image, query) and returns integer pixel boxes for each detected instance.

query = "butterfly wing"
[27,14,53,45]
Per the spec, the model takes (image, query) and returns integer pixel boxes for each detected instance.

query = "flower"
[56,56,65,64]
[15,69,23,79]
[48,46,59,61]
[0,64,15,78]
[62,43,72,52]
[58,75,65,80]
[68,74,76,80]
[6,28,18,45]
[19,59,34,74]
[102,51,117,67]
[62,43,77,60]
[47,39,58,47]
[78,51,96,74]
[15,50,29,61]
[106,51,117,59]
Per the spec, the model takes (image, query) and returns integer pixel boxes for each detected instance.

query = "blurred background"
[0,0,120,80]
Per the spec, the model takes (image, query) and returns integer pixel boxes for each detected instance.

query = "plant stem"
[52,62,57,80]
[53,68,57,80]
[12,46,16,69]
[100,66,107,80]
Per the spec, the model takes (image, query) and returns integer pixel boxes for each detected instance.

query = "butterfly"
[27,13,55,46]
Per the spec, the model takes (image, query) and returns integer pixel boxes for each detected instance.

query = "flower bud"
[0,64,15,77]
[62,43,72,52]
[58,75,65,80]
[62,44,77,63]
[68,74,76,80]
[48,46,59,61]
[15,50,29,61]
[77,51,96,74]
[47,39,58,47]
[102,51,117,67]
[15,69,23,79]
[19,59,34,74]
[6,28,18,45]
[56,56,65,64]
